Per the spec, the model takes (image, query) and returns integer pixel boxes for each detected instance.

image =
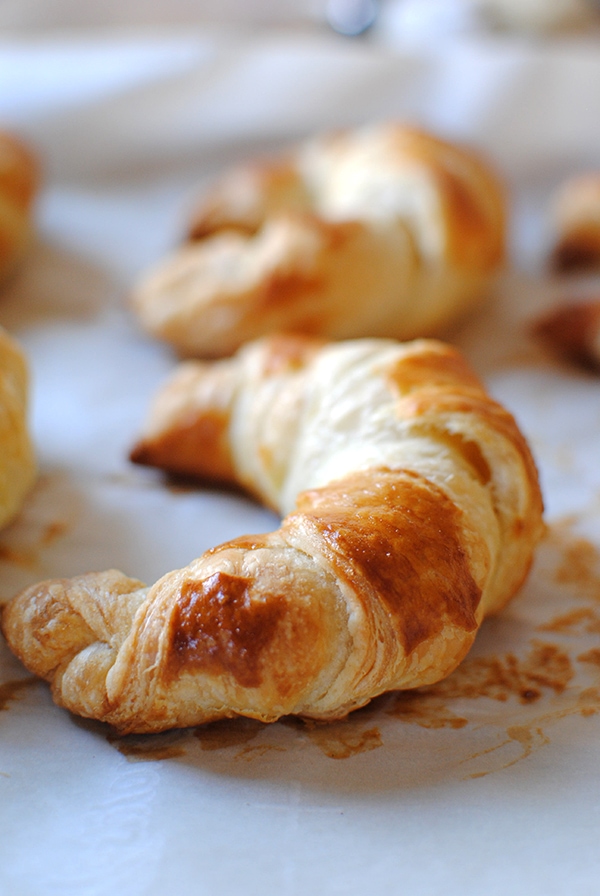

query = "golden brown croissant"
[0,326,36,529]
[2,335,543,734]
[131,123,506,358]
[0,130,38,283]
[550,173,600,272]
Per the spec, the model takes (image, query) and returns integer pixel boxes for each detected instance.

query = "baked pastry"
[131,123,506,358]
[550,173,600,272]
[0,130,38,283]
[532,297,600,371]
[0,326,36,529]
[1,334,543,734]
[472,0,597,33]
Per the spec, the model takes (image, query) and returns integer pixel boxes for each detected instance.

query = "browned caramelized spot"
[551,234,600,273]
[130,408,234,483]
[387,641,574,728]
[165,571,287,689]
[254,273,325,321]
[260,333,324,376]
[386,345,484,396]
[296,468,481,655]
[0,677,39,710]
[532,299,600,370]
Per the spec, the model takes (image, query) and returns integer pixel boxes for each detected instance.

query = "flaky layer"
[2,335,543,733]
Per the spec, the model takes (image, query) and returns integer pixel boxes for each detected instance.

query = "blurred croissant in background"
[0,130,38,527]
[0,327,36,530]
[0,129,38,285]
[550,173,600,273]
[528,172,600,372]
[131,122,506,358]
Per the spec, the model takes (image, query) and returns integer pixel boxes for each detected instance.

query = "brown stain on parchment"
[466,726,551,780]
[554,540,600,598]
[544,520,600,600]
[0,519,70,570]
[0,543,38,569]
[192,714,383,760]
[0,472,72,573]
[292,719,383,760]
[0,677,38,710]
[107,730,188,762]
[540,606,600,635]
[0,518,70,572]
[194,717,265,750]
[387,641,574,729]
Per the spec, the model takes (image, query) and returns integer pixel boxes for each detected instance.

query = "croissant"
[131,123,506,358]
[0,326,36,529]
[472,0,596,34]
[0,129,38,283]
[550,173,600,272]
[532,297,600,371]
[1,335,543,734]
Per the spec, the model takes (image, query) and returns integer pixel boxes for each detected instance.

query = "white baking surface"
[1,30,600,895]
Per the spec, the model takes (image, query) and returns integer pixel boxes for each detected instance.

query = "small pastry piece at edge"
[0,129,39,284]
[549,173,600,273]
[0,326,36,530]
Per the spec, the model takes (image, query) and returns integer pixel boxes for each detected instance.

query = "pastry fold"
[132,123,506,358]
[2,335,543,734]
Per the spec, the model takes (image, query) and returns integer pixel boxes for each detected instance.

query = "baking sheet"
[1,30,600,895]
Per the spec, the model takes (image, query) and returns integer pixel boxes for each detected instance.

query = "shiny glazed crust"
[2,335,543,734]
[0,327,36,529]
[131,123,506,357]
[0,130,38,283]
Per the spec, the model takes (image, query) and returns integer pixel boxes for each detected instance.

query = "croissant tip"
[129,441,151,467]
